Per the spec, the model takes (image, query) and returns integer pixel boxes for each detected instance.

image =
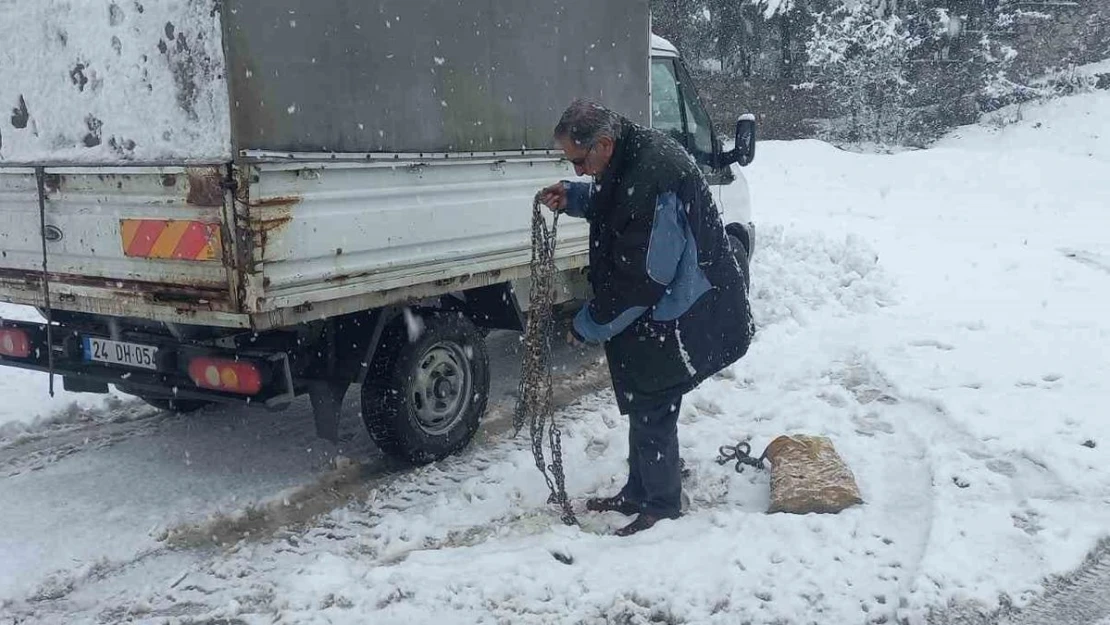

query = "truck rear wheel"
[360,312,490,465]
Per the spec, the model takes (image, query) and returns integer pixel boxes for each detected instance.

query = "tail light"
[0,328,32,359]
[187,357,263,395]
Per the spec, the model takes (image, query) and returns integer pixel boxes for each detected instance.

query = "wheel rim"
[408,341,473,435]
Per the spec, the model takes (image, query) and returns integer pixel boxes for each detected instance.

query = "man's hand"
[538,183,567,212]
[565,329,586,350]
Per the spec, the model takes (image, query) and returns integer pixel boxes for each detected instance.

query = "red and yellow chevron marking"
[120,219,222,261]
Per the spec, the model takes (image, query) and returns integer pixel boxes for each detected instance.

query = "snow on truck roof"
[651,34,679,57]
[0,0,232,166]
[0,0,653,165]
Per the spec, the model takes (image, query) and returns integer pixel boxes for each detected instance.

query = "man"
[538,99,754,536]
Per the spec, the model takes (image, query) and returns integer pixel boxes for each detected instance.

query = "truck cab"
[650,34,756,263]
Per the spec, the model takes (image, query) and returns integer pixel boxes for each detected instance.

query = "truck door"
[650,57,736,186]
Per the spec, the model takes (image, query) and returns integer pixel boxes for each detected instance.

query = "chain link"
[513,194,578,526]
[716,441,768,473]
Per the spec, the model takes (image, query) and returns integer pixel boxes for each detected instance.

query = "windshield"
[651,57,716,166]
[675,62,715,160]
[651,59,685,142]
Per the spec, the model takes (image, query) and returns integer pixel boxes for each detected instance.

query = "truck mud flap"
[307,380,348,442]
[446,283,525,332]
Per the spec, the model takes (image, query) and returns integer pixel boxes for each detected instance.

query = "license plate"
[83,337,159,370]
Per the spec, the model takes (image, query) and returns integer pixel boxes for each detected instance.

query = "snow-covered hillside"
[1,90,1108,624]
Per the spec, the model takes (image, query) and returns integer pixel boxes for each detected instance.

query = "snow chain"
[513,194,578,526]
[716,441,767,473]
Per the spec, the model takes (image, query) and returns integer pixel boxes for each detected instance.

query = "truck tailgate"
[0,166,241,325]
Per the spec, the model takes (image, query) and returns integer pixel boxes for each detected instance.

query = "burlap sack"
[763,434,863,514]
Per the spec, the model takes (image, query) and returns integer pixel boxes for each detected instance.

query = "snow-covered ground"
[936,89,1110,164]
[2,90,1109,624]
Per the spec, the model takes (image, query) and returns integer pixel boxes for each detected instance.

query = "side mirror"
[733,114,756,167]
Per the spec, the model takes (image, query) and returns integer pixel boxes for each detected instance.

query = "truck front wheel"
[360,313,490,465]
[726,223,752,292]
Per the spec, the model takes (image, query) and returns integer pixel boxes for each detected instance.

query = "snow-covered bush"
[806,2,922,145]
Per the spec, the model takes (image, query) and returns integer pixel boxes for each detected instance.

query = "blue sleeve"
[562,181,593,220]
[573,304,648,344]
[571,191,688,344]
[645,191,685,287]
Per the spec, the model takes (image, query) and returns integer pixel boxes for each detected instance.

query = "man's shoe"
[585,495,640,516]
[615,513,671,537]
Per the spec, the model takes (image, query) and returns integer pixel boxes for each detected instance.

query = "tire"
[360,312,490,465]
[140,396,212,414]
[727,232,751,292]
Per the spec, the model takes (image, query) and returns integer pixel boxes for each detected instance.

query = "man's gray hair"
[553,98,622,148]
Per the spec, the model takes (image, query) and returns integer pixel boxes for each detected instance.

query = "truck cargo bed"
[0,155,590,330]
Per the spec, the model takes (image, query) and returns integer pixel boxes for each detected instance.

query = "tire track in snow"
[856,353,1090,625]
[927,537,1110,625]
[160,357,613,550]
[897,387,1077,503]
[835,357,939,625]
[1060,248,1110,276]
[0,401,163,477]
[1005,537,1110,625]
[832,354,1096,625]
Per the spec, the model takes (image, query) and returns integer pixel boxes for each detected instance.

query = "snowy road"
[2,91,1110,624]
[0,327,609,610]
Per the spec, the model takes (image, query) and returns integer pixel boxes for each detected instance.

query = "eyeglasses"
[569,143,595,167]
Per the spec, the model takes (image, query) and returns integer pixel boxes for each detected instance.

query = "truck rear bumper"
[0,317,295,408]
[0,271,249,329]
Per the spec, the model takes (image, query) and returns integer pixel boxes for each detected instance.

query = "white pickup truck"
[0,0,756,464]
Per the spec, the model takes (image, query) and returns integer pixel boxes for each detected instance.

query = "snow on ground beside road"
[934,89,1110,163]
[3,90,1110,624]
[743,134,1110,617]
